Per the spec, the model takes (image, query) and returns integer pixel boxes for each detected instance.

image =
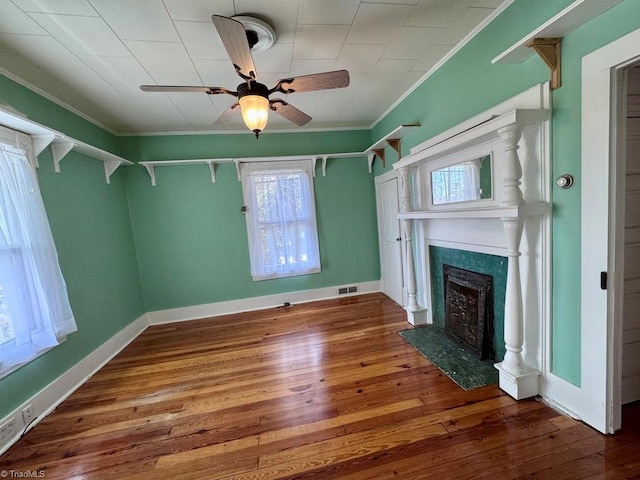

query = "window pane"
[0,283,15,346]
[242,162,320,280]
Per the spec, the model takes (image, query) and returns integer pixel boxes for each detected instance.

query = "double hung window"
[241,160,321,280]
[0,126,76,378]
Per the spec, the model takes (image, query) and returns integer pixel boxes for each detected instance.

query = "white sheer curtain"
[241,160,321,280]
[0,141,76,377]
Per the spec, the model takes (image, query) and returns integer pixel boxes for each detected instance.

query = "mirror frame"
[421,143,496,209]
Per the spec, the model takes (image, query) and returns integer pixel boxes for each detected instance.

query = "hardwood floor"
[2,293,640,479]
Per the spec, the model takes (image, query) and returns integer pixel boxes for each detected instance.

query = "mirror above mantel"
[395,108,550,215]
[430,154,492,206]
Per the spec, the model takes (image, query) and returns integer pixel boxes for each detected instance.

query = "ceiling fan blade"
[212,15,257,81]
[269,99,311,126]
[272,70,350,95]
[215,102,241,125]
[140,85,236,96]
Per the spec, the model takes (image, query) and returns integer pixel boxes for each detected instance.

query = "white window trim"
[240,160,321,281]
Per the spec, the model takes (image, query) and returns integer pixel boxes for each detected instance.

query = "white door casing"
[581,27,640,433]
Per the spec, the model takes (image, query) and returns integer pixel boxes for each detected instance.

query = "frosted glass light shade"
[239,95,269,136]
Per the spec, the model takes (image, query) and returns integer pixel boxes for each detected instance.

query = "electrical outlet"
[0,417,17,445]
[22,404,34,425]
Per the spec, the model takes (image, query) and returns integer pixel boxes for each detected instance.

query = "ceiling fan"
[140,14,350,138]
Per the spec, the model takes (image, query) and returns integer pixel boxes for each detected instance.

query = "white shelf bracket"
[32,134,56,163]
[234,159,241,181]
[367,151,376,173]
[103,160,123,185]
[206,161,217,183]
[311,155,318,177]
[321,155,328,177]
[50,141,75,173]
[144,164,157,187]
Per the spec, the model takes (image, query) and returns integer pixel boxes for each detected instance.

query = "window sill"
[252,267,321,282]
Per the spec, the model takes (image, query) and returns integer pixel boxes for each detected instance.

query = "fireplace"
[392,96,551,400]
[443,264,495,360]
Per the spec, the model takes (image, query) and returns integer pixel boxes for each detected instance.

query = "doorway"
[375,170,404,306]
[621,65,640,406]
[581,27,640,433]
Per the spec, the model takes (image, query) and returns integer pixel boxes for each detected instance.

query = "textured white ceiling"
[0,0,507,135]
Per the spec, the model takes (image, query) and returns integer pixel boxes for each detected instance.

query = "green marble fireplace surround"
[429,245,508,362]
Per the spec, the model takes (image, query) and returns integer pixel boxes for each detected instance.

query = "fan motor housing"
[237,81,269,99]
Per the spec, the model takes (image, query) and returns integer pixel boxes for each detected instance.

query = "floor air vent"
[338,285,358,295]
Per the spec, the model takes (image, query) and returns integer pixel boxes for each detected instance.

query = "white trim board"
[0,280,381,454]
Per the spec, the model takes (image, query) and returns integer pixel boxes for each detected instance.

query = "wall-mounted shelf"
[0,105,133,184]
[366,124,419,172]
[492,0,624,65]
[139,152,367,186]
[139,159,234,186]
[138,126,422,185]
[53,138,133,184]
[231,153,365,181]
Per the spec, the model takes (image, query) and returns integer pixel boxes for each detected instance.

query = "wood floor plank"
[258,398,423,444]
[1,293,639,479]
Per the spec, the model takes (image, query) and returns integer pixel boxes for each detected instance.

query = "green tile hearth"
[399,325,498,390]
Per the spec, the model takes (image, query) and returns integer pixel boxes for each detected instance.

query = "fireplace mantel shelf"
[398,202,551,221]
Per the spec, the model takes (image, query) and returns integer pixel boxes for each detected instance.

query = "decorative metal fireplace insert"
[443,265,494,360]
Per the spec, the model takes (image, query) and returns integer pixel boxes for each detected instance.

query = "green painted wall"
[0,75,119,155]
[0,77,145,418]
[371,0,640,385]
[120,131,379,311]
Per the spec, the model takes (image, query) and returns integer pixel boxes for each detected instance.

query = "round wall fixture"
[556,174,575,189]
[232,15,276,54]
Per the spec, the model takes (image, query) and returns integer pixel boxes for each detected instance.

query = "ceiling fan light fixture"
[140,16,350,136]
[239,93,269,138]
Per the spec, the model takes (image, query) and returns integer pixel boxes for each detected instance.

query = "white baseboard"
[147,280,381,325]
[0,314,149,456]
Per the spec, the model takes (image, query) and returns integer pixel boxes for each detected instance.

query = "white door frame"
[581,27,640,433]
[375,169,405,306]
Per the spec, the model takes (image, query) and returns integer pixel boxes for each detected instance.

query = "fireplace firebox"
[443,265,494,360]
